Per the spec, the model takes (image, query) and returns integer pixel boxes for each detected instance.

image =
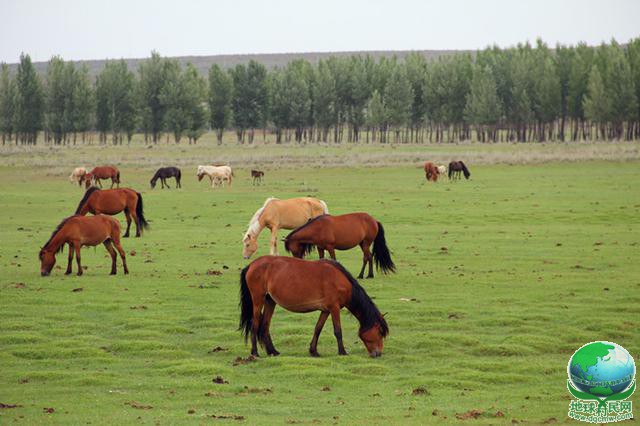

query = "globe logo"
[568,341,635,399]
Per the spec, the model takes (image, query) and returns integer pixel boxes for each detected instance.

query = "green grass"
[0,149,639,424]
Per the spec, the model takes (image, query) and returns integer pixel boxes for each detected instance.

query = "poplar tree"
[13,53,43,144]
[0,63,16,144]
[208,64,233,144]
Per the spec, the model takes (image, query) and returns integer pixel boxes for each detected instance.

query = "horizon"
[1,0,639,63]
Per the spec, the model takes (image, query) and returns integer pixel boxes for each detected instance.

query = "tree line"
[1,38,639,145]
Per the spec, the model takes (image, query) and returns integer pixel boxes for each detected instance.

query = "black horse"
[150,167,182,189]
[448,161,471,180]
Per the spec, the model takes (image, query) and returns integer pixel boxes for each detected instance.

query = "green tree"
[45,56,73,144]
[583,67,610,139]
[464,65,503,142]
[313,60,336,142]
[365,89,386,143]
[0,63,16,144]
[208,64,233,144]
[138,51,168,143]
[70,65,94,143]
[384,64,412,142]
[231,60,268,143]
[95,60,137,144]
[13,53,44,144]
[160,59,189,143]
[183,64,208,144]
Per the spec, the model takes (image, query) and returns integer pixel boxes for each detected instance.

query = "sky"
[1,0,639,63]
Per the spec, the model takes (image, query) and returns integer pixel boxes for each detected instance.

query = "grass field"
[0,140,639,424]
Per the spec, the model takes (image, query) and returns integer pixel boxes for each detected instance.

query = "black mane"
[40,215,76,256]
[283,215,328,255]
[75,187,100,214]
[324,260,389,336]
[284,214,328,240]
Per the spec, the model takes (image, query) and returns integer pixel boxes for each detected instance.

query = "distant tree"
[567,43,594,140]
[555,44,574,141]
[627,38,640,139]
[464,65,503,142]
[583,67,610,139]
[70,65,94,143]
[606,45,637,139]
[313,60,336,142]
[365,89,386,143]
[0,63,16,144]
[138,51,168,143]
[384,64,412,142]
[183,64,208,144]
[13,53,44,144]
[231,60,268,143]
[45,56,72,144]
[95,60,137,144]
[160,59,190,143]
[404,53,428,142]
[208,64,233,144]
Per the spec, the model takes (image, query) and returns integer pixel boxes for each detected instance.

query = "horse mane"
[245,197,278,238]
[75,187,100,214]
[284,214,327,240]
[324,260,389,336]
[40,215,76,255]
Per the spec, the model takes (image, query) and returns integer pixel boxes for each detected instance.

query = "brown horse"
[39,215,129,276]
[86,166,120,188]
[284,213,396,279]
[239,256,389,357]
[251,169,264,185]
[424,162,439,182]
[75,187,149,237]
[448,161,471,180]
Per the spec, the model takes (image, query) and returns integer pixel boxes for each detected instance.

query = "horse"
[437,165,447,178]
[251,169,264,185]
[239,256,389,357]
[197,165,233,188]
[39,214,129,276]
[424,162,439,182]
[86,166,120,188]
[242,197,329,259]
[75,187,149,237]
[69,167,87,186]
[150,166,182,189]
[284,213,396,279]
[448,161,471,180]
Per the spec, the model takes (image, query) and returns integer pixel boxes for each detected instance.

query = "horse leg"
[110,178,114,189]
[362,242,374,279]
[65,243,74,275]
[112,236,129,274]
[357,245,368,279]
[260,297,279,356]
[250,298,265,357]
[177,176,181,188]
[309,311,329,357]
[269,227,279,256]
[123,209,132,238]
[97,178,103,188]
[74,244,83,276]
[164,178,170,189]
[330,307,347,355]
[103,240,117,275]
[317,247,325,259]
[327,247,337,260]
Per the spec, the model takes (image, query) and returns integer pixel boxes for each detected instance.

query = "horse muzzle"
[41,271,50,277]
[369,350,382,358]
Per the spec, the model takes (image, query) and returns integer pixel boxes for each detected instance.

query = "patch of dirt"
[212,375,228,384]
[455,409,483,420]
[206,269,222,276]
[208,414,244,420]
[0,403,22,409]
[130,305,148,310]
[43,407,55,413]
[232,355,256,366]
[129,250,136,256]
[399,298,419,302]
[321,386,331,392]
[72,287,83,292]
[432,409,439,416]
[204,391,221,397]
[411,386,430,396]
[18,378,28,384]
[542,417,557,424]
[209,346,228,353]
[124,401,153,410]
[238,386,272,395]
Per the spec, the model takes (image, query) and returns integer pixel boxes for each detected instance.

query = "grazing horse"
[448,161,471,180]
[437,165,447,178]
[284,213,396,279]
[85,166,120,188]
[39,214,128,276]
[75,187,149,237]
[251,169,264,185]
[69,167,87,186]
[197,165,233,188]
[239,256,389,357]
[150,166,182,189]
[242,197,329,259]
[424,162,439,182]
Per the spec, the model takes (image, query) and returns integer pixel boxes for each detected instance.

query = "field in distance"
[0,141,638,423]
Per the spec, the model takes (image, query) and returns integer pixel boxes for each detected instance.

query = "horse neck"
[44,229,66,253]
[247,213,266,239]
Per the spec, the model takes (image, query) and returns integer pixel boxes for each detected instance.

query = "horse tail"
[373,221,396,274]
[460,161,471,179]
[319,199,329,214]
[176,168,181,180]
[136,192,149,230]
[75,187,100,214]
[238,265,253,342]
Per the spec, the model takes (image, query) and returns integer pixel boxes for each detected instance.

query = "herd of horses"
[42,159,470,358]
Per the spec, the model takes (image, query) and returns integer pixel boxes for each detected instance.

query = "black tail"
[373,221,396,274]
[239,265,253,342]
[460,161,471,179]
[75,187,100,214]
[136,192,149,230]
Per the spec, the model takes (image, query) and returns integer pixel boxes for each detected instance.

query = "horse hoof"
[65,271,72,275]
[309,351,320,357]
[269,350,280,356]
[110,271,116,275]
[357,274,364,279]
[124,270,129,275]
[338,351,348,356]
[123,234,129,238]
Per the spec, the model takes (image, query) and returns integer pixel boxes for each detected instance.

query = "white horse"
[69,167,87,186]
[437,165,447,178]
[196,165,233,188]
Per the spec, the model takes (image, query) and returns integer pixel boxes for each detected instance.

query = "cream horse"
[242,197,329,259]
[69,167,87,186]
[197,165,233,188]
[437,165,447,178]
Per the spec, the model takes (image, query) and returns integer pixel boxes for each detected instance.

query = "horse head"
[242,233,258,259]
[39,248,56,276]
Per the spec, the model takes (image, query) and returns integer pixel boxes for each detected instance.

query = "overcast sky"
[1,0,639,63]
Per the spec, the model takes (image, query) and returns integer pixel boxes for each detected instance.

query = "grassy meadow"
[0,139,639,424]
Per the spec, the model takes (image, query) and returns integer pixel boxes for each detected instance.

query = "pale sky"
[1,0,639,63]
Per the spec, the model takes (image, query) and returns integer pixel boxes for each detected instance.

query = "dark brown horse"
[239,256,388,357]
[39,215,128,276]
[85,166,120,188]
[424,162,439,182]
[448,161,471,180]
[251,169,264,185]
[284,213,395,279]
[150,166,181,189]
[75,187,148,237]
